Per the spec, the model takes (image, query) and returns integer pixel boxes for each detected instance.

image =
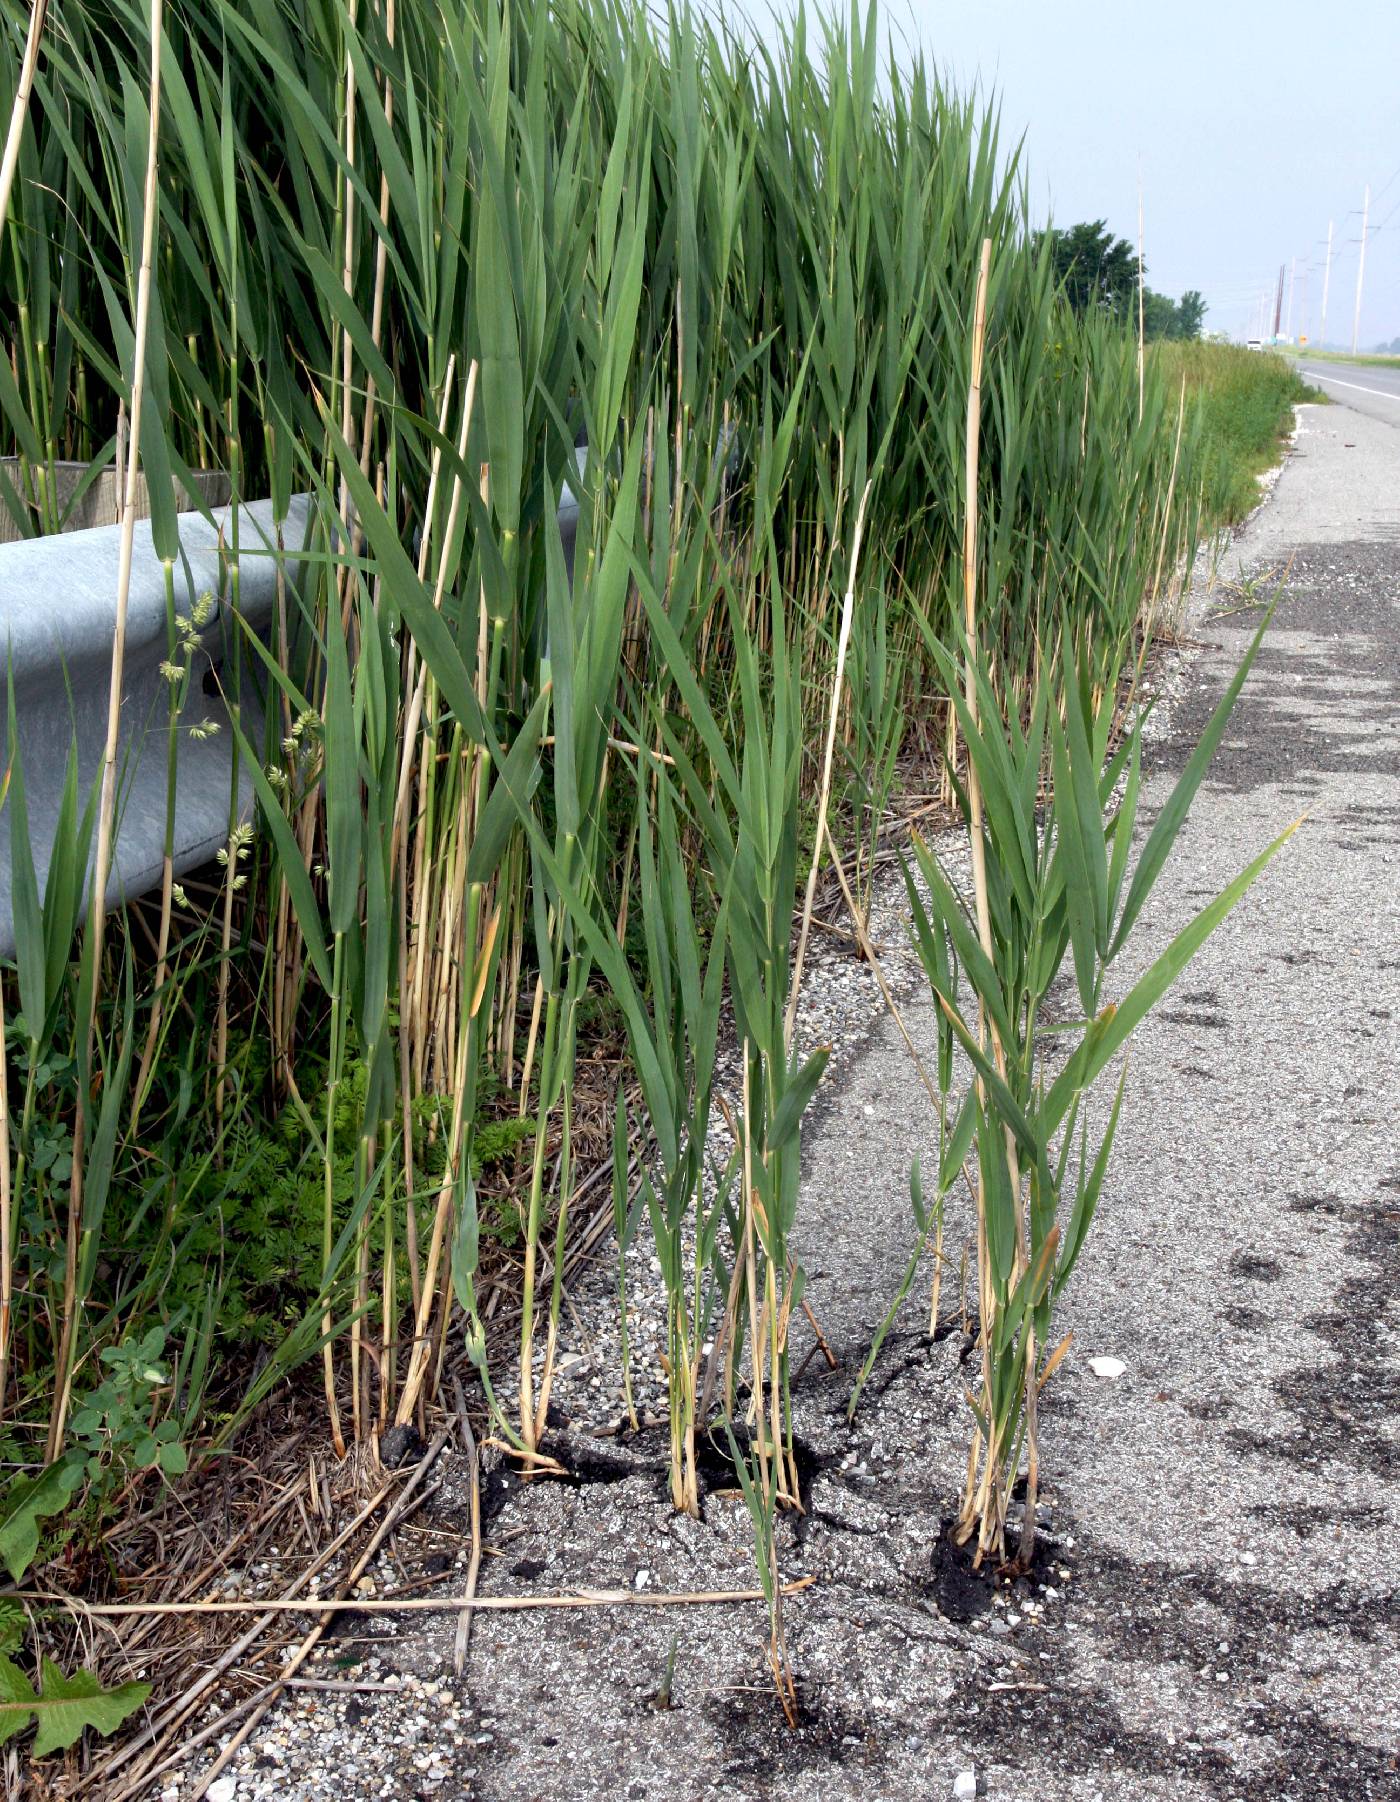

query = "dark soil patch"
[837,1328,952,1418]
[1288,1191,1347,1216]
[1228,1188,1400,1477]
[543,1439,648,1487]
[707,1688,887,1783]
[944,1670,1221,1789]
[1073,1542,1400,1661]
[925,1517,998,1622]
[947,1666,1399,1801]
[1184,1394,1233,1421]
[943,1510,1400,1800]
[691,1422,827,1515]
[1229,1251,1283,1281]
[921,1511,1066,1621]
[476,1443,638,1535]
[1248,1501,1387,1540]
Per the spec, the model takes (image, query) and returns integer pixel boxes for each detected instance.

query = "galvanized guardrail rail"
[0,462,595,957]
[0,498,312,956]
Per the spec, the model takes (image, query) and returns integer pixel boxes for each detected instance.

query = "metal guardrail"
[0,497,312,956]
[0,458,596,958]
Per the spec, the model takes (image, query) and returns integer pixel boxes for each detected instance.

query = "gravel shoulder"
[189,401,1400,1802]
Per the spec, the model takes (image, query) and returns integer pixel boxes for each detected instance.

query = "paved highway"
[1296,355,1400,427]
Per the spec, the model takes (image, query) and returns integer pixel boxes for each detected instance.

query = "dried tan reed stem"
[357,0,397,476]
[952,237,1028,1562]
[0,0,47,240]
[786,479,872,1050]
[48,0,165,1461]
[35,1576,818,1619]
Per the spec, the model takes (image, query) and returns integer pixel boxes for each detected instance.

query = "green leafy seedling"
[0,1461,85,1583]
[0,1655,150,1757]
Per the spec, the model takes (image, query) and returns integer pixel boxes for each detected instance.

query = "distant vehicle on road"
[1246,338,1264,351]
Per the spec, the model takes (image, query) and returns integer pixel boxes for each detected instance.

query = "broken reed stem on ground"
[29,1577,819,1619]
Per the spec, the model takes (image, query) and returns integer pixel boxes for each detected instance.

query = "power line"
[1371,157,1400,208]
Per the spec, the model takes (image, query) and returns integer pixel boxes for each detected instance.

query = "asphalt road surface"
[1297,356,1400,427]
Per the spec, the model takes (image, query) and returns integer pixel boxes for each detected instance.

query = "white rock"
[207,1780,238,1802]
[634,1568,651,1589]
[1088,1356,1127,1379]
[954,1773,978,1801]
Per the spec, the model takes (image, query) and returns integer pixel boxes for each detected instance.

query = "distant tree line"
[1037,219,1206,342]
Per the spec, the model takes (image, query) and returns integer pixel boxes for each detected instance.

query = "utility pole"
[1286,256,1296,339]
[1351,184,1369,356]
[1272,264,1285,341]
[1136,164,1145,420]
[1320,219,1333,347]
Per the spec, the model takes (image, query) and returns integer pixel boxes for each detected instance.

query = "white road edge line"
[1300,370,1400,403]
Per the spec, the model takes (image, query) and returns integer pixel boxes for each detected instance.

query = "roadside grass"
[1157,342,1321,523]
[1280,345,1400,370]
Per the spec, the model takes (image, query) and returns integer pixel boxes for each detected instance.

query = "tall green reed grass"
[0,0,1295,1702]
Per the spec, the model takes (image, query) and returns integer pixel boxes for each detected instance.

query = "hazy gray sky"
[763,1,1400,346]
